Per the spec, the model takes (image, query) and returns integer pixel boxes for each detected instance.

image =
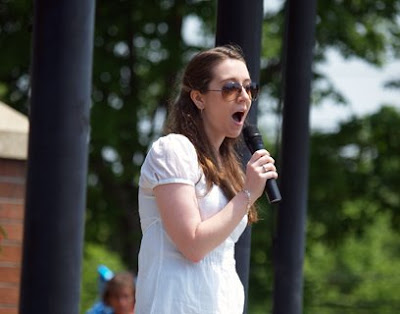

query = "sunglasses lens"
[246,82,259,101]
[221,82,242,100]
[220,82,259,101]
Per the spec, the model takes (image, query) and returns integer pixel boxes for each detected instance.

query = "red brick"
[0,286,19,305]
[0,222,23,243]
[0,307,18,314]
[0,160,26,177]
[0,161,24,314]
[0,245,22,263]
[0,267,20,284]
[0,183,25,200]
[0,203,24,221]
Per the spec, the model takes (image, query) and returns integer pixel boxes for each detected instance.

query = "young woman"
[135,45,278,313]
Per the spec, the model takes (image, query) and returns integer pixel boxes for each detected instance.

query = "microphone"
[242,124,282,204]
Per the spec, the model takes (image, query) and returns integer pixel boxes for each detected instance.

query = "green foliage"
[0,0,32,114]
[308,106,400,244]
[80,243,128,314]
[302,106,400,313]
[304,211,400,313]
[315,0,399,64]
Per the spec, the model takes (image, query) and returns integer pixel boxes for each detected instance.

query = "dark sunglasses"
[206,81,259,101]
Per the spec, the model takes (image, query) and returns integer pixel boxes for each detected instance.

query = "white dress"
[135,134,248,314]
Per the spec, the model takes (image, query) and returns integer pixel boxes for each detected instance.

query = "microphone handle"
[244,135,282,204]
[266,179,282,204]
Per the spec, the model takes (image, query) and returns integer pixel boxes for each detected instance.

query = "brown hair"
[102,271,135,306]
[165,45,258,223]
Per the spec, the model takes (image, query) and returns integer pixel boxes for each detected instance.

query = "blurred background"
[0,0,399,313]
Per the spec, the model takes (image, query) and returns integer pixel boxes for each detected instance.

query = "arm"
[154,148,277,263]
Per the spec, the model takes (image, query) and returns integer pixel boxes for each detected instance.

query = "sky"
[311,50,400,131]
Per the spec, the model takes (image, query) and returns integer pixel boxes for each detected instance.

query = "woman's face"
[194,58,252,151]
[108,286,135,314]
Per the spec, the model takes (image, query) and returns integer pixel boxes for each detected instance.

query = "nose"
[237,85,251,102]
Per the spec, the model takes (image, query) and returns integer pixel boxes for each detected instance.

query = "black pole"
[215,1,263,313]
[19,1,95,313]
[272,0,316,313]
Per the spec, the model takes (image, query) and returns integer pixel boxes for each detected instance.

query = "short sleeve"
[139,134,201,190]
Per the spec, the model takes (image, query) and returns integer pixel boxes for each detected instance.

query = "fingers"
[262,163,276,173]
[248,149,275,169]
[244,150,279,199]
[260,162,278,180]
[248,149,270,162]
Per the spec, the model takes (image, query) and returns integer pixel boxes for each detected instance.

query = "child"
[102,271,136,314]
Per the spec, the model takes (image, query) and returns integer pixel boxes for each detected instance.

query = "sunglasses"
[206,81,259,101]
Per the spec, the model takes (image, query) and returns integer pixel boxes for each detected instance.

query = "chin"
[226,130,242,139]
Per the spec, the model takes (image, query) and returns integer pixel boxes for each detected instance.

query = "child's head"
[103,271,135,314]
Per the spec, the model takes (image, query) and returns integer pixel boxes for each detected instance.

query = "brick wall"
[0,158,26,314]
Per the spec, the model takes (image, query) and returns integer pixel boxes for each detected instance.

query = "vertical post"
[272,0,316,313]
[19,0,95,313]
[215,0,263,313]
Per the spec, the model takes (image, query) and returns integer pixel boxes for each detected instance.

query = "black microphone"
[242,124,282,204]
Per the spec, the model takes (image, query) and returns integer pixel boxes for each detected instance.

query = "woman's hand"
[244,149,278,204]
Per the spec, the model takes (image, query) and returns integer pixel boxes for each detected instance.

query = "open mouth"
[232,111,245,123]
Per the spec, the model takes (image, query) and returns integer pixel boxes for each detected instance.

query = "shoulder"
[152,133,195,152]
[149,133,197,160]
[139,133,200,188]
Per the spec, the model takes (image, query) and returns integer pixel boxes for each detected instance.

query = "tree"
[308,106,400,244]
[303,106,400,313]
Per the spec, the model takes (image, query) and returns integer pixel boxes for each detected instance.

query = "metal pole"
[272,0,316,313]
[19,0,95,313]
[215,1,263,313]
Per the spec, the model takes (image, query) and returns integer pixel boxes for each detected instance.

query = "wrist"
[241,189,251,212]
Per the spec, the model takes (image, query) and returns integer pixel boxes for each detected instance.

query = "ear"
[190,90,205,110]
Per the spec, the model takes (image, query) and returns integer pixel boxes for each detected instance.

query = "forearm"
[176,190,251,262]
